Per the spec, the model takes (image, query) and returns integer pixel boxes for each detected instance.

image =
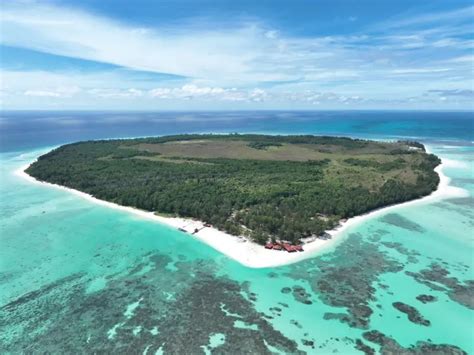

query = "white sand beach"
[15,149,468,268]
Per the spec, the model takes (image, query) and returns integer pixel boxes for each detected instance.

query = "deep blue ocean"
[1,111,473,354]
[1,110,473,152]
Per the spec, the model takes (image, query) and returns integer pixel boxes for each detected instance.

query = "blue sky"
[1,0,473,110]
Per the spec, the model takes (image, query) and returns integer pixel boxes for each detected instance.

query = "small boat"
[178,228,186,232]
[319,232,332,240]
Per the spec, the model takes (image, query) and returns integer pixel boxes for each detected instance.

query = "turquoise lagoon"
[0,112,473,353]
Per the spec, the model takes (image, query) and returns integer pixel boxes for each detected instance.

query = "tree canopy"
[27,134,440,244]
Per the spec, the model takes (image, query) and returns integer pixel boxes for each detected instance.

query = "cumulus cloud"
[88,88,143,98]
[149,84,268,102]
[24,90,63,97]
[24,86,80,98]
[281,90,366,105]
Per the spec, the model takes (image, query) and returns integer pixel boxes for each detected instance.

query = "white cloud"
[390,68,451,75]
[88,88,143,98]
[249,88,267,102]
[149,84,267,102]
[264,30,278,39]
[1,2,473,109]
[24,86,80,98]
[149,88,172,99]
[2,2,470,88]
[446,55,474,63]
[380,6,474,30]
[1,3,270,83]
[24,90,62,97]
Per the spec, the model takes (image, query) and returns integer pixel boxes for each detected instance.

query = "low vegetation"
[27,134,440,244]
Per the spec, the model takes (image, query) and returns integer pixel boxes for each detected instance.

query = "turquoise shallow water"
[1,113,473,353]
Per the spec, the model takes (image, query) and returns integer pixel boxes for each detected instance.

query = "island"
[25,134,441,253]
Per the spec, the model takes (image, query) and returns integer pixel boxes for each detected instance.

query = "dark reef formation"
[291,286,313,305]
[2,202,470,354]
[406,263,474,309]
[0,253,302,354]
[355,339,376,355]
[392,302,430,326]
[416,294,437,304]
[363,330,467,355]
[380,213,426,233]
[287,233,404,329]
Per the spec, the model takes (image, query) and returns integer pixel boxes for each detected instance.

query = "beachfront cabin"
[282,243,296,252]
[273,244,283,250]
[293,244,304,252]
[265,242,274,249]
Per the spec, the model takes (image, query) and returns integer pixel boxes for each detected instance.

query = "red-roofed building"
[282,243,296,252]
[293,244,304,252]
[273,244,283,250]
[265,242,274,249]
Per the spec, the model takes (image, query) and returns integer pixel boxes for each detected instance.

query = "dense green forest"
[26,134,440,244]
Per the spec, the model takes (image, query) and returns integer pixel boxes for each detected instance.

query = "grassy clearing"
[133,156,214,165]
[131,140,411,161]
[128,139,421,190]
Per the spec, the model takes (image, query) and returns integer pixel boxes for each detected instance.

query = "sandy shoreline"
[14,148,468,268]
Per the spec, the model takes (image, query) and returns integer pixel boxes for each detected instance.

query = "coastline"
[14,149,468,268]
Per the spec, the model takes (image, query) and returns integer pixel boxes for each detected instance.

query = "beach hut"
[265,242,274,249]
[293,244,304,252]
